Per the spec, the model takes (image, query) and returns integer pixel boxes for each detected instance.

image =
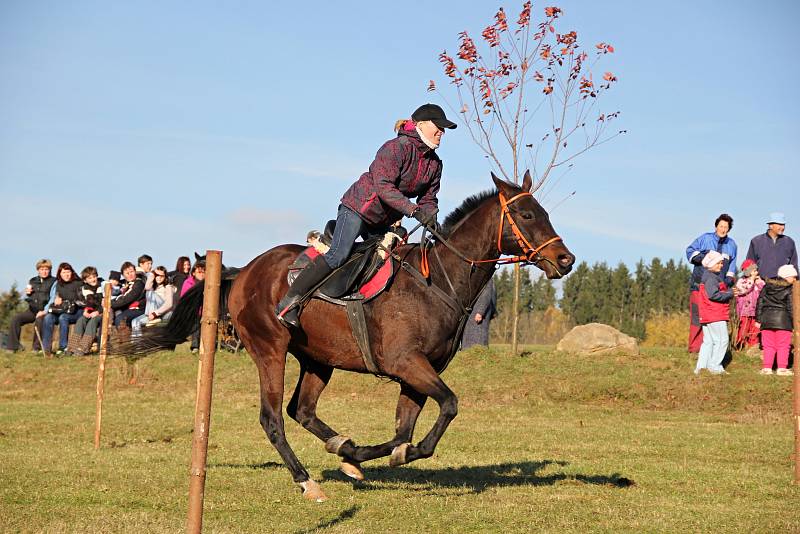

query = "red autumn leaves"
[434,4,617,108]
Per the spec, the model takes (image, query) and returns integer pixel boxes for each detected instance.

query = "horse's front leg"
[334,383,427,465]
[380,352,458,467]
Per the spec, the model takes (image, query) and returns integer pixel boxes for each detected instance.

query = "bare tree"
[430,2,623,354]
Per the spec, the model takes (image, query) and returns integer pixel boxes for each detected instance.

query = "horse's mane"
[440,188,498,237]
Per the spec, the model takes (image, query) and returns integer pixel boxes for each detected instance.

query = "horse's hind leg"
[250,342,328,502]
[286,358,365,481]
[286,359,337,442]
[336,383,427,464]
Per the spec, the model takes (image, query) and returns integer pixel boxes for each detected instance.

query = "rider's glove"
[413,208,440,233]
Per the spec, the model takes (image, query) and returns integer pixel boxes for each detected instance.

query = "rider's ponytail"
[394,119,413,132]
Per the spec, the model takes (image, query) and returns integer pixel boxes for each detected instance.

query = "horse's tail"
[115,267,240,357]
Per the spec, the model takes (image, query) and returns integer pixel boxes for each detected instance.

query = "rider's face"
[416,120,444,148]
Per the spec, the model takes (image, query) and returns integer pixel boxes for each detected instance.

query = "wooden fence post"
[95,283,113,450]
[187,250,222,533]
[792,280,799,484]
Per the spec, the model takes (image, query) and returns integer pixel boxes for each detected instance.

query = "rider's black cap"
[412,104,457,130]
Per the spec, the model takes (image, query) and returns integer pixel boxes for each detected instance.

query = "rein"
[386,190,563,374]
[417,191,563,276]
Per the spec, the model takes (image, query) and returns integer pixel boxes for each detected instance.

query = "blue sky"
[1,1,798,288]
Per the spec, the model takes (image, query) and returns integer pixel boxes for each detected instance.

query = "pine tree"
[0,284,24,333]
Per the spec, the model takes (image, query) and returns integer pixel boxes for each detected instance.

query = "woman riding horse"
[275,103,457,328]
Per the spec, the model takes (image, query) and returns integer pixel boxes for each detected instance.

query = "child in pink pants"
[755,264,796,376]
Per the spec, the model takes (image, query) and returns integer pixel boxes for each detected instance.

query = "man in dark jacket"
[4,259,55,352]
[746,212,798,280]
[461,278,497,350]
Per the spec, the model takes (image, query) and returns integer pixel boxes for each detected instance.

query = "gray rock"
[556,323,639,356]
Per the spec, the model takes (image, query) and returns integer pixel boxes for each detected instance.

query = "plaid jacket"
[340,124,442,226]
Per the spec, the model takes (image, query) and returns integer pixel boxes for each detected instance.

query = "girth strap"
[345,300,381,374]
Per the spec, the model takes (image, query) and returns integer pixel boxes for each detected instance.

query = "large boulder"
[556,323,639,356]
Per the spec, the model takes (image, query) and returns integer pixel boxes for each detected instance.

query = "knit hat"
[777,264,798,280]
[701,250,724,269]
[740,259,758,277]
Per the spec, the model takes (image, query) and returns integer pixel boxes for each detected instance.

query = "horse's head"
[491,171,575,279]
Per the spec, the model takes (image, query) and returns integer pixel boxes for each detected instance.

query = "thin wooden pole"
[792,280,800,484]
[95,283,113,450]
[187,250,222,533]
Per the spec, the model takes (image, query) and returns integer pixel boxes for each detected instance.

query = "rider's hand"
[413,207,434,224]
[413,208,440,233]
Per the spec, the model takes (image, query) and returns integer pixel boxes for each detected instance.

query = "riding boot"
[275,256,333,328]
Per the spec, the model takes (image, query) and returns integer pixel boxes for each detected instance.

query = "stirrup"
[276,300,301,328]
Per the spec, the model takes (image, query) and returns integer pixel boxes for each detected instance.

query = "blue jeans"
[115,308,144,327]
[42,309,83,352]
[324,205,387,269]
[695,321,728,373]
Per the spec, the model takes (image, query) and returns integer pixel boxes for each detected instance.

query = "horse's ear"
[194,252,201,261]
[522,170,533,192]
[491,172,506,190]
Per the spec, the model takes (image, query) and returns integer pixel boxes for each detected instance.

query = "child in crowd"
[111,261,146,327]
[136,254,153,279]
[182,261,206,353]
[131,266,176,335]
[695,251,737,375]
[70,266,104,355]
[734,259,764,349]
[756,264,796,376]
[169,256,191,299]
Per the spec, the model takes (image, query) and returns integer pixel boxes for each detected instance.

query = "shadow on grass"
[294,506,359,534]
[322,460,634,494]
[209,461,283,470]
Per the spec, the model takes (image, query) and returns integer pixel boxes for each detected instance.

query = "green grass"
[1,345,797,533]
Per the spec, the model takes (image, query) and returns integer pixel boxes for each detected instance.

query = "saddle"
[287,220,404,303]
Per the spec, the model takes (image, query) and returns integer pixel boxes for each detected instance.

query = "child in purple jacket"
[734,259,764,349]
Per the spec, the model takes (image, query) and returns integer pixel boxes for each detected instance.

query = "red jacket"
[340,123,442,227]
[698,270,733,324]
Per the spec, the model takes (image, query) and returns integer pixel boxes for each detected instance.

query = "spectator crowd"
[3,254,206,356]
[686,212,798,376]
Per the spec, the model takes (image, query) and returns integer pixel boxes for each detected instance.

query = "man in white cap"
[746,212,798,280]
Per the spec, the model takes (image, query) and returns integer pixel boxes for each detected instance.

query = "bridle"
[418,190,564,276]
[391,189,566,373]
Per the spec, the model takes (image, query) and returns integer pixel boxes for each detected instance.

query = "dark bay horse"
[138,172,574,501]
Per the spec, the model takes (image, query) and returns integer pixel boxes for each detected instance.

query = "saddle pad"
[289,247,394,303]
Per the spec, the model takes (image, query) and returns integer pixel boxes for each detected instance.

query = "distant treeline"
[492,258,691,343]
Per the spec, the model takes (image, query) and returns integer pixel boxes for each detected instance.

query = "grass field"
[1,344,798,533]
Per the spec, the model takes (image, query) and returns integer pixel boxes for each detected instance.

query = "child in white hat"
[756,264,797,376]
[695,251,738,375]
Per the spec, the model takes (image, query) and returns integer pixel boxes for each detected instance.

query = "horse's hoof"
[324,434,351,455]
[299,479,328,502]
[389,443,411,467]
[339,460,364,481]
